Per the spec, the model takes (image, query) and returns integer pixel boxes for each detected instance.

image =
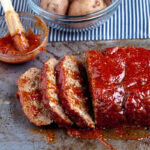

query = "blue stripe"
[124,0,126,39]
[131,0,134,39]
[143,0,146,38]
[128,0,130,39]
[145,0,149,38]
[139,0,142,39]
[109,16,112,40]
[134,0,138,39]
[0,0,149,42]
[101,25,104,40]
[60,30,62,42]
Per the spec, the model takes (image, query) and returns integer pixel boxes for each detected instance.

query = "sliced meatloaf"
[86,47,150,128]
[17,68,52,126]
[55,56,94,128]
[86,49,126,128]
[104,47,150,126]
[41,58,73,127]
[123,47,150,126]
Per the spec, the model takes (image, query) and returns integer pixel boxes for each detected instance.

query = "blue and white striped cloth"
[0,0,149,42]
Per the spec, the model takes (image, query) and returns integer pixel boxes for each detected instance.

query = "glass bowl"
[0,12,48,64]
[27,0,121,31]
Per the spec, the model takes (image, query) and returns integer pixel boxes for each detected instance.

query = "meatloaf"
[41,58,73,127]
[86,47,150,128]
[86,49,126,128]
[17,68,52,126]
[56,56,94,128]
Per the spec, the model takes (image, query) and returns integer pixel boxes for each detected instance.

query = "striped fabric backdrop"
[0,0,149,42]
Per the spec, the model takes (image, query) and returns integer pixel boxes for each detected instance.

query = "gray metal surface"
[0,39,150,150]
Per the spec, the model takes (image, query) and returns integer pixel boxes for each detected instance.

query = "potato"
[40,0,69,15]
[104,0,112,5]
[68,0,107,16]
[69,0,73,2]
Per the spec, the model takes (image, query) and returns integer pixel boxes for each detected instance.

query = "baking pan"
[0,39,150,150]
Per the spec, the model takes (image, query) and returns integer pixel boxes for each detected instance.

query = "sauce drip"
[67,126,150,150]
[0,30,42,55]
[67,128,117,150]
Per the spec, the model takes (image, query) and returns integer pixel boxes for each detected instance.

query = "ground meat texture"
[41,58,73,127]
[17,68,52,126]
[55,56,95,128]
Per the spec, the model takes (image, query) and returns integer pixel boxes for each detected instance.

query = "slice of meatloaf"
[17,68,52,126]
[55,56,95,128]
[86,50,126,128]
[41,58,73,127]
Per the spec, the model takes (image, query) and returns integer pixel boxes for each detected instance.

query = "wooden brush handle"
[0,0,25,36]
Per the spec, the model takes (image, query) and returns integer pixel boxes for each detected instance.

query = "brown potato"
[68,0,107,16]
[104,0,112,5]
[40,0,69,15]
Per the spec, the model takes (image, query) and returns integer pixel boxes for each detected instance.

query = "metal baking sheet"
[0,39,150,150]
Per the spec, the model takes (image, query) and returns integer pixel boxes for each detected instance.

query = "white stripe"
[57,30,60,41]
[147,0,150,38]
[114,11,117,39]
[139,0,143,38]
[50,28,53,41]
[122,0,125,39]
[132,0,136,39]
[86,31,88,41]
[62,31,65,41]
[103,23,106,40]
[80,31,83,41]
[111,16,113,40]
[106,20,110,40]
[149,17,150,38]
[118,5,121,39]
[76,32,79,41]
[125,0,128,39]
[136,0,140,39]
[73,32,75,41]
[84,31,86,41]
[100,25,102,40]
[129,0,132,39]
[143,0,147,38]
[96,27,98,40]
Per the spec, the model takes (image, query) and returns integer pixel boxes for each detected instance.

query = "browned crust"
[55,56,95,128]
[17,68,52,126]
[41,59,73,127]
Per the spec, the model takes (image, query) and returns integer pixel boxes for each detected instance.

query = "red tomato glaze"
[86,47,150,128]
[0,30,41,55]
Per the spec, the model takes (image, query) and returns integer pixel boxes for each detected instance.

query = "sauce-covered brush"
[0,0,29,52]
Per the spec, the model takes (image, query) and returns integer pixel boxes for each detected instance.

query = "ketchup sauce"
[0,30,41,55]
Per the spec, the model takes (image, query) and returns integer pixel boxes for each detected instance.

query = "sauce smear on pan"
[67,126,150,150]
[29,128,57,144]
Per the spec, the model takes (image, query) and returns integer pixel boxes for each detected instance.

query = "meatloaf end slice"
[17,68,52,126]
[41,58,73,127]
[56,56,95,128]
